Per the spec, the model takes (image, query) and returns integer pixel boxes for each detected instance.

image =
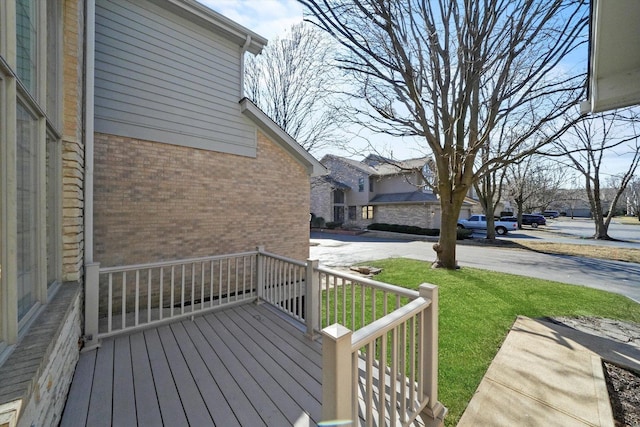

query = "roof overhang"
[240,98,327,177]
[581,0,640,113]
[149,0,268,55]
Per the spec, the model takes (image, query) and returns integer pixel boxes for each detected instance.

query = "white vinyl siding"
[94,0,256,156]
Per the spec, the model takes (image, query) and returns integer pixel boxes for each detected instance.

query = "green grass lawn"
[366,258,640,427]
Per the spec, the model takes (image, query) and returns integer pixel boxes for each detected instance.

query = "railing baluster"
[159,267,164,320]
[242,256,247,300]
[209,260,214,308]
[181,264,185,315]
[135,270,140,326]
[235,257,239,302]
[121,272,127,330]
[147,268,152,324]
[379,333,387,426]
[409,315,416,411]
[190,263,195,313]
[390,325,398,427]
[108,273,113,333]
[366,341,374,426]
[201,262,205,311]
[218,259,222,303]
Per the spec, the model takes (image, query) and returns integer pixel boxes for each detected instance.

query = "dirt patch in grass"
[459,239,640,264]
[515,241,640,264]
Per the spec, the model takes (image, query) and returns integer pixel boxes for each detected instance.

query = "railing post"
[256,246,265,302]
[419,283,447,427]
[321,324,353,424]
[83,262,101,351]
[305,259,319,338]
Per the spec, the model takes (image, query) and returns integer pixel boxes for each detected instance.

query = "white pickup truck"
[457,214,518,235]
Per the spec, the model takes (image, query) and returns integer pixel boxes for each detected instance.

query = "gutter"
[84,0,95,263]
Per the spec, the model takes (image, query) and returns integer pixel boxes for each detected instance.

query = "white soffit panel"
[587,0,640,113]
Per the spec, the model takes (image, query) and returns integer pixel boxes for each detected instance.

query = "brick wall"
[93,130,311,267]
[62,0,85,282]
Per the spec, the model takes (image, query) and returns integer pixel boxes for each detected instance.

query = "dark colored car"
[501,214,546,228]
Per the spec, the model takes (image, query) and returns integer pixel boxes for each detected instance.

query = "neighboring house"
[0,1,325,426]
[311,154,475,229]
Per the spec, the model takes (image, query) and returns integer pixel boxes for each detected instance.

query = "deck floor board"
[61,302,425,426]
[129,331,163,426]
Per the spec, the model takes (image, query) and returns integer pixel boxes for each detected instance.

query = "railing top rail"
[258,250,307,267]
[316,266,421,299]
[99,250,259,274]
[350,296,431,350]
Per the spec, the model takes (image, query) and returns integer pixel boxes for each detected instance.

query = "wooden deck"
[60,302,322,426]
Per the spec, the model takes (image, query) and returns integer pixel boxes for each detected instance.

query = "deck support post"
[83,262,101,351]
[419,284,447,426]
[305,259,319,338]
[321,324,353,424]
[256,246,265,302]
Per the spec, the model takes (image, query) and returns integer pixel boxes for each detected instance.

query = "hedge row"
[368,223,439,236]
[368,223,473,240]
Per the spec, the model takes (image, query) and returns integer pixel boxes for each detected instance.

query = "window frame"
[362,205,374,220]
[0,0,62,353]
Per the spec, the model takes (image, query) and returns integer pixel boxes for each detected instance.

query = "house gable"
[94,0,265,156]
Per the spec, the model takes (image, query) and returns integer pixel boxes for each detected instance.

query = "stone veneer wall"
[375,204,441,229]
[310,178,333,224]
[62,0,85,282]
[93,130,311,267]
[11,285,82,427]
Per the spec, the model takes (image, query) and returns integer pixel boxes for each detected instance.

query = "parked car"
[457,214,518,235]
[501,214,546,228]
[542,210,560,218]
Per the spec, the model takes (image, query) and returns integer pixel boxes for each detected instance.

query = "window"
[1,0,62,349]
[369,177,374,192]
[358,177,364,192]
[16,0,38,96]
[362,205,374,219]
[16,101,39,320]
[348,206,356,220]
[333,189,344,204]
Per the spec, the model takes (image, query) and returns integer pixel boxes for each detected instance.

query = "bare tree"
[244,22,345,153]
[504,156,567,228]
[300,0,587,268]
[625,176,640,219]
[553,110,640,239]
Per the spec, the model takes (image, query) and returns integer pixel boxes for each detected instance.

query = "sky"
[198,0,304,40]
[197,0,638,181]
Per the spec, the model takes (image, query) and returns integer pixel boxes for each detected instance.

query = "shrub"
[325,221,343,229]
[310,215,326,228]
[457,229,474,240]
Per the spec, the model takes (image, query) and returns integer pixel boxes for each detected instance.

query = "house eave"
[149,0,268,54]
[582,0,640,114]
[240,98,327,176]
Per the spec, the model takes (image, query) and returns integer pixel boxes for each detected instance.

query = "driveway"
[310,231,640,303]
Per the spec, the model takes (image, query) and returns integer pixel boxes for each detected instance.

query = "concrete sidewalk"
[457,316,640,427]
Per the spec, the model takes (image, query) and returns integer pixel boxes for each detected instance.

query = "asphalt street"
[310,231,640,303]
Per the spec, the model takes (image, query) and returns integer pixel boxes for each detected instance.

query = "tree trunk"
[433,191,467,269]
[516,198,525,230]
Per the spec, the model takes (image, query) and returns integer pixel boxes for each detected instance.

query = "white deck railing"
[84,248,445,426]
